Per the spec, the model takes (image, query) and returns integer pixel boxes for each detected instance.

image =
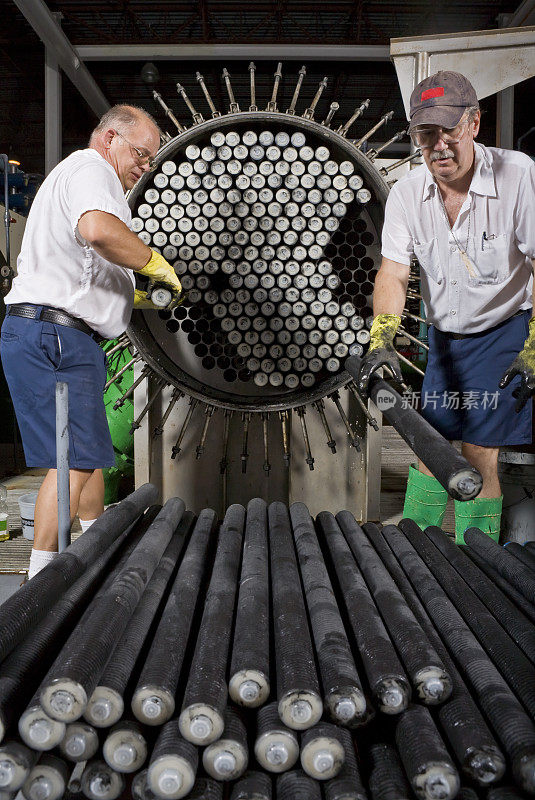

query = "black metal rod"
[268,501,322,731]
[23,752,69,800]
[229,498,270,708]
[383,524,535,794]
[18,688,66,752]
[324,726,367,800]
[341,517,451,705]
[0,740,37,793]
[17,510,160,751]
[367,523,506,787]
[505,541,535,572]
[254,700,299,774]
[316,511,410,715]
[290,503,366,726]
[277,769,321,799]
[395,703,460,800]
[230,770,271,800]
[202,706,248,781]
[465,528,535,604]
[85,512,194,728]
[102,719,148,774]
[189,777,224,800]
[399,519,535,719]
[425,527,535,663]
[59,721,99,763]
[131,509,216,727]
[461,545,535,625]
[300,722,345,780]
[0,506,160,742]
[0,483,158,663]
[39,498,185,723]
[345,355,482,501]
[368,742,412,800]
[147,719,198,799]
[80,759,125,800]
[179,504,245,745]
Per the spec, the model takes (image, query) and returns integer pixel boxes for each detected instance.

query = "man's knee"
[461,443,499,468]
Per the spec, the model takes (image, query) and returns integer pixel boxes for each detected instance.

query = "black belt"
[6,304,104,343]
[435,310,527,340]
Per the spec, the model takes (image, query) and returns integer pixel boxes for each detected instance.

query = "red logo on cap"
[421,87,444,101]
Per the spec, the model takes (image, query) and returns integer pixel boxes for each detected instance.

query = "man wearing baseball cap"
[358,70,535,543]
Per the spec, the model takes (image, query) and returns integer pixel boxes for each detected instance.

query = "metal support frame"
[75,43,390,61]
[45,16,62,175]
[390,25,535,149]
[55,382,71,552]
[13,0,110,118]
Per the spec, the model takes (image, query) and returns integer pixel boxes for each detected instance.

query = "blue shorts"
[0,310,115,469]
[420,310,532,447]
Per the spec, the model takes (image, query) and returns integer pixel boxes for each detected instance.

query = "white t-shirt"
[6,148,136,338]
[381,143,535,333]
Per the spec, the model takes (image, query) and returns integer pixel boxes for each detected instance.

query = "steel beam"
[391,26,535,119]
[75,43,390,61]
[45,44,62,174]
[510,0,535,26]
[13,0,110,118]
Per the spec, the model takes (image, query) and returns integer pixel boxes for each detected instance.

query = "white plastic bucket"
[19,492,39,540]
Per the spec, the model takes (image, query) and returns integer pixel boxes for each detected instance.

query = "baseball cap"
[409,71,478,130]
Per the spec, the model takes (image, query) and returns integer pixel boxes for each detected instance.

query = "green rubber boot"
[402,464,448,531]
[454,496,503,545]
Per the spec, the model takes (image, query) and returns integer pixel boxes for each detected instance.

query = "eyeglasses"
[113,129,157,170]
[410,117,470,149]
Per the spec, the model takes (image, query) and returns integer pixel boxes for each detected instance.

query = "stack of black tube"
[0,489,533,800]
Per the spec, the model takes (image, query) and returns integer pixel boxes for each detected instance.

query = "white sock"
[28,549,58,579]
[79,518,98,533]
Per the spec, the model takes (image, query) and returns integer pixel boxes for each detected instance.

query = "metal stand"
[56,381,70,552]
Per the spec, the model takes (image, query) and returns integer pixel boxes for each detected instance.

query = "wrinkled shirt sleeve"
[67,161,132,242]
[381,183,414,266]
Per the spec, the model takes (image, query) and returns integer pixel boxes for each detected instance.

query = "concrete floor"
[0,427,452,587]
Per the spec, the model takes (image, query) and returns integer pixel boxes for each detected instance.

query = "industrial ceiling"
[0,0,533,173]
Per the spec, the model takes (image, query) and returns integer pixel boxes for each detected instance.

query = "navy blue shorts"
[0,309,115,469]
[420,310,532,447]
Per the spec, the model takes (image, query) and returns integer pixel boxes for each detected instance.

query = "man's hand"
[138,250,182,296]
[133,289,158,309]
[499,317,535,412]
[357,313,403,397]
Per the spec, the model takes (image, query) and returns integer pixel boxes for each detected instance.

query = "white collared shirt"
[381,142,535,333]
[5,148,135,338]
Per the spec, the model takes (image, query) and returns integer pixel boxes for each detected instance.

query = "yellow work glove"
[357,313,402,397]
[499,316,535,412]
[138,249,182,295]
[133,289,158,309]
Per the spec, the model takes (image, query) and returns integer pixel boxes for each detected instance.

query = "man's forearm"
[372,264,409,318]
[77,210,152,271]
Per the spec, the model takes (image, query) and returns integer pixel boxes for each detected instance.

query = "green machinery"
[102,340,135,504]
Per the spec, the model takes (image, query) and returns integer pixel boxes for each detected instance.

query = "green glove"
[357,313,402,396]
[138,249,182,296]
[499,316,535,412]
